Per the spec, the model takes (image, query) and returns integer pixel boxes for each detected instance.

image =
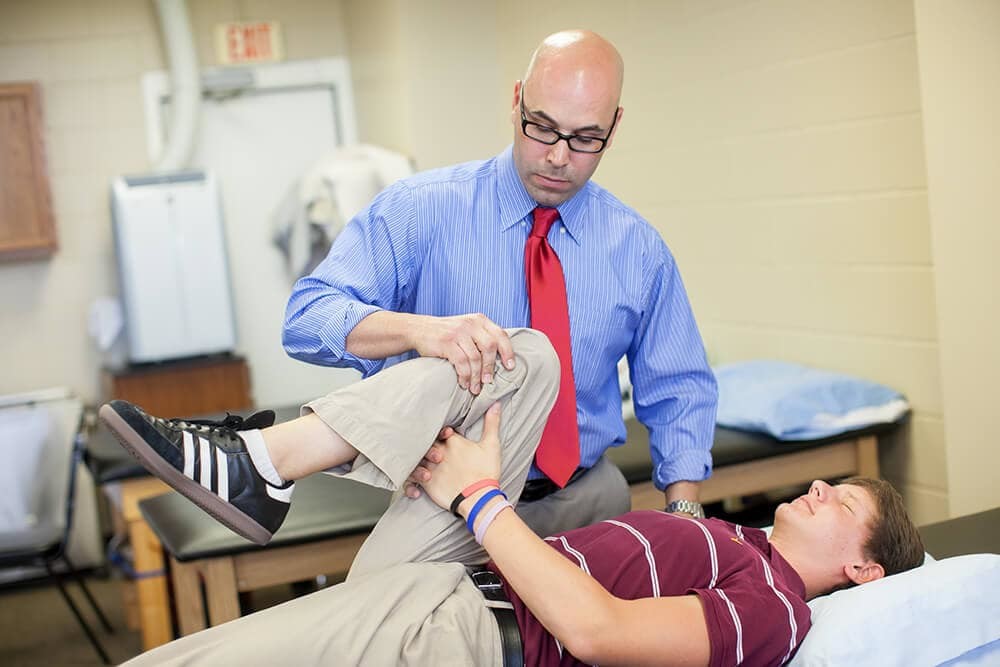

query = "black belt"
[468,568,523,667]
[519,466,589,502]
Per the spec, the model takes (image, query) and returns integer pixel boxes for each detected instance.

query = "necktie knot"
[531,207,560,238]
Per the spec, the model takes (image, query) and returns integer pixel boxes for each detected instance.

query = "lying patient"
[101,328,925,666]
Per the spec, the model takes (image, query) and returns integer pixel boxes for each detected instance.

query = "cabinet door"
[0,82,57,260]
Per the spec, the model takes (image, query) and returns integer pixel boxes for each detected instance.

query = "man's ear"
[845,560,885,585]
[511,80,522,116]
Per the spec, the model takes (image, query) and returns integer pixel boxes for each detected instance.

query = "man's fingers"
[458,338,483,393]
[404,482,422,499]
[494,328,516,372]
[473,330,499,385]
[453,340,479,391]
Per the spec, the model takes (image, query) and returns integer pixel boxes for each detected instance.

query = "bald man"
[282,29,718,539]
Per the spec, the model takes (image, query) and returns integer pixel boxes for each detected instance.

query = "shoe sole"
[99,404,272,546]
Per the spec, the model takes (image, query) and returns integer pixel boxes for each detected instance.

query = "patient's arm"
[423,404,711,667]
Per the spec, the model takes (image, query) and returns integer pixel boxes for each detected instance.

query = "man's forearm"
[345,310,422,359]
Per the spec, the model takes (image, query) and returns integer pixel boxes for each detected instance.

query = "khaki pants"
[125,328,558,666]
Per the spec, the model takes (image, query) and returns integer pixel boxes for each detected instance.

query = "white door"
[144,59,363,406]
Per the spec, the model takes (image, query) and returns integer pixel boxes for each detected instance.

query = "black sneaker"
[99,400,293,545]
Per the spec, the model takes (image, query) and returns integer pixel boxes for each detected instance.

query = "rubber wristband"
[474,500,512,545]
[461,478,500,498]
[465,488,506,533]
[449,492,466,518]
[450,479,501,518]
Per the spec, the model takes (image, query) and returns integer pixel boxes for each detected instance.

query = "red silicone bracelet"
[461,478,500,498]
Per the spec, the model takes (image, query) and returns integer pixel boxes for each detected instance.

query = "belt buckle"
[470,569,504,592]
[471,569,514,613]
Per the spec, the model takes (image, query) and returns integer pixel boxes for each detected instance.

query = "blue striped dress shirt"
[283,146,718,488]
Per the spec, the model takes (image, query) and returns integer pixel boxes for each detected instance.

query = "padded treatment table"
[607,418,889,511]
[918,506,1000,559]
[139,474,390,636]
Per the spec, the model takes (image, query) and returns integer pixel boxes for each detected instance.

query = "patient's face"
[774,480,877,562]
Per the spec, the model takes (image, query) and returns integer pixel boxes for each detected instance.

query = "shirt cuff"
[318,302,384,375]
[653,447,713,490]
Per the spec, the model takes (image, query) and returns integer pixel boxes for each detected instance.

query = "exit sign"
[215,21,284,64]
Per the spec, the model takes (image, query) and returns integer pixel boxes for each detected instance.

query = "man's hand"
[417,402,503,511]
[411,314,515,394]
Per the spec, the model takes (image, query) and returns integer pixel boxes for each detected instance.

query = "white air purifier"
[111,171,237,363]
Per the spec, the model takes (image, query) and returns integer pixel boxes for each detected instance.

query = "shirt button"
[561,227,566,233]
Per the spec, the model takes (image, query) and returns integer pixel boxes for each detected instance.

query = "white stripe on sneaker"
[183,431,195,479]
[266,484,293,503]
[215,448,229,501]
[198,436,212,490]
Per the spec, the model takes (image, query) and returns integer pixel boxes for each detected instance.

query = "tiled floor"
[0,574,142,666]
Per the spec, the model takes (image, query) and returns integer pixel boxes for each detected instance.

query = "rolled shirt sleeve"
[282,182,419,377]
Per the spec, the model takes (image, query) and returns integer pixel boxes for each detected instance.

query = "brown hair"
[842,476,925,577]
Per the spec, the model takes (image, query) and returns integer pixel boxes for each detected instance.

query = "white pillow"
[789,554,1000,666]
[0,406,51,532]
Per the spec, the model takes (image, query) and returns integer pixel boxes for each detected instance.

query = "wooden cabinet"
[102,355,254,417]
[0,81,57,260]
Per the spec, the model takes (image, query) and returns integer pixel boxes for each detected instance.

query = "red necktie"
[525,207,581,487]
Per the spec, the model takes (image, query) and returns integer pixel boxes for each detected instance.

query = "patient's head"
[769,477,924,598]
[840,476,925,578]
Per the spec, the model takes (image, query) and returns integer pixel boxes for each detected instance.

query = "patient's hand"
[418,402,503,511]
[403,430,448,499]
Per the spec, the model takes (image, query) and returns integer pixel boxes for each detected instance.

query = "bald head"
[510,30,625,206]
[523,30,624,106]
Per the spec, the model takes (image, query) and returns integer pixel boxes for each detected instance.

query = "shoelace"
[160,410,275,434]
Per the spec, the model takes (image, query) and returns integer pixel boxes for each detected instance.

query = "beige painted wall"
[480,0,944,523]
[344,0,504,170]
[0,0,349,404]
[4,0,992,523]
[914,0,1000,518]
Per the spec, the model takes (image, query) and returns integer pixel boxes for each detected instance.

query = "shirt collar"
[496,145,588,245]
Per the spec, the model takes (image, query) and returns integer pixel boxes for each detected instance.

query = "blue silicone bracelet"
[465,488,507,533]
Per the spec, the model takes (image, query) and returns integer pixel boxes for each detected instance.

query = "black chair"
[0,396,114,664]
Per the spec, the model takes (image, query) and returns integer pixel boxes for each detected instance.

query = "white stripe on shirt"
[716,589,744,665]
[549,535,592,575]
[754,552,799,663]
[604,519,661,597]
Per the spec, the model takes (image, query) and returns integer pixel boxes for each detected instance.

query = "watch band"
[665,499,705,519]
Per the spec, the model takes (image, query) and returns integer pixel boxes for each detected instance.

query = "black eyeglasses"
[519,95,618,154]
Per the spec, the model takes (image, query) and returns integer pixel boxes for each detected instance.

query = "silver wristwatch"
[665,499,705,519]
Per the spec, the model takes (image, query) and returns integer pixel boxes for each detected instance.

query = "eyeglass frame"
[518,91,620,154]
